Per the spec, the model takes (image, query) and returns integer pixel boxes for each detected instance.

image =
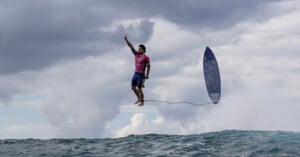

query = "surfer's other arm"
[145,64,150,79]
[124,35,136,53]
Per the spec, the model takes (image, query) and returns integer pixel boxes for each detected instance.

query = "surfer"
[124,35,151,106]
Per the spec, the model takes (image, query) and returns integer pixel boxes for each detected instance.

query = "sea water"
[1,130,300,156]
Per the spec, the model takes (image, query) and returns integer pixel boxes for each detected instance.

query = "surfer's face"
[138,47,144,54]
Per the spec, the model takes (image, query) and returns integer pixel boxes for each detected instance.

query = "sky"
[0,0,300,139]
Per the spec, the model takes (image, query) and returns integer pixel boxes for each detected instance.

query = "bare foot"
[138,101,144,107]
[134,100,140,104]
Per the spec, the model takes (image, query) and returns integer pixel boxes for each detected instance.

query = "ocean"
[1,130,300,156]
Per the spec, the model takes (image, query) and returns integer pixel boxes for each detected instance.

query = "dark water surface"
[1,130,300,156]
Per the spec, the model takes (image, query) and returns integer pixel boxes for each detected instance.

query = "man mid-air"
[124,35,150,106]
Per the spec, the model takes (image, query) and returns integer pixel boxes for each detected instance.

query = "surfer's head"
[138,44,146,54]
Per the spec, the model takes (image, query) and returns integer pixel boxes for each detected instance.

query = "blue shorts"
[131,72,144,88]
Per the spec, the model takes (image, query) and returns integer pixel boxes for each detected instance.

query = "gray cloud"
[105,0,283,29]
[0,0,154,74]
[0,0,284,74]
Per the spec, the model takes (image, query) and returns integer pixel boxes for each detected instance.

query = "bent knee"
[137,87,143,92]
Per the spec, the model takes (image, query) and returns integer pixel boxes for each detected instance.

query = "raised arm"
[124,35,136,53]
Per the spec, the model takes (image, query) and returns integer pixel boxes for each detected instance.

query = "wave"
[1,130,300,156]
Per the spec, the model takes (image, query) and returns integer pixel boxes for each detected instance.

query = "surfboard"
[203,47,221,104]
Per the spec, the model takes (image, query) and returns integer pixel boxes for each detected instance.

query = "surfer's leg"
[131,73,141,104]
[137,87,144,106]
[132,86,140,104]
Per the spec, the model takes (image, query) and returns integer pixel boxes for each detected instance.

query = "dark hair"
[139,44,146,52]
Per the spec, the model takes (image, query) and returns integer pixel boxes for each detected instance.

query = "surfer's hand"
[144,76,149,79]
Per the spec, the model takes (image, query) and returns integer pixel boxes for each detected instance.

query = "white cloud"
[35,54,131,138]
[120,105,158,113]
[116,113,186,138]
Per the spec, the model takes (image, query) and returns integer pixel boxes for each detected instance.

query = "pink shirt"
[134,52,150,73]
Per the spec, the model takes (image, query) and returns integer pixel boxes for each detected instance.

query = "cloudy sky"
[0,0,299,139]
